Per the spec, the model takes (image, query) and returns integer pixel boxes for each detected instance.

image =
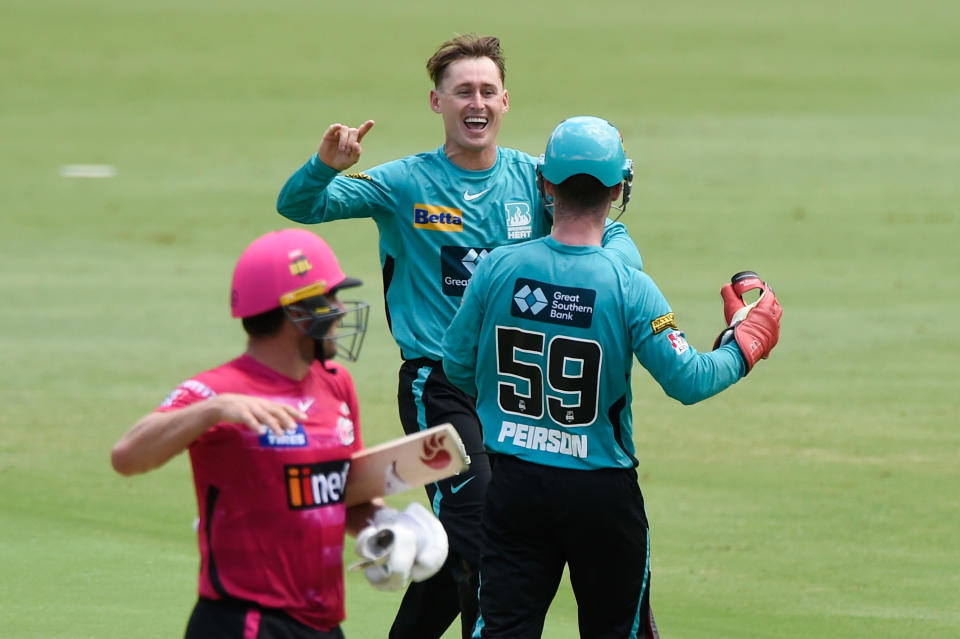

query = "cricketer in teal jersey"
[442,117,783,638]
[276,124,641,365]
[276,35,643,639]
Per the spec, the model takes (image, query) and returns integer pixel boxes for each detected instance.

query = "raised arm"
[111,393,305,476]
[277,120,399,225]
[629,273,746,405]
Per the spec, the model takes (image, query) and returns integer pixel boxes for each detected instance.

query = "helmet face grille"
[284,296,370,362]
[539,116,631,187]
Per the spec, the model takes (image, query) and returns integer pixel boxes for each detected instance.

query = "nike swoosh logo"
[463,188,491,201]
[450,476,476,494]
[297,398,314,413]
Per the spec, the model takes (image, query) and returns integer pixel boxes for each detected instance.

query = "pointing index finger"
[356,119,375,142]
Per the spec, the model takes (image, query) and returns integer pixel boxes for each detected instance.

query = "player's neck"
[443,143,498,171]
[550,209,605,246]
[245,335,313,381]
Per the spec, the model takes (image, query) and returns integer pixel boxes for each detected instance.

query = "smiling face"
[430,56,509,170]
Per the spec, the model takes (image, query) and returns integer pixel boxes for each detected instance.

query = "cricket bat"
[345,423,471,507]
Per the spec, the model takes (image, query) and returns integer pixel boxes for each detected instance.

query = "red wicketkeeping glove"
[721,271,764,325]
[713,272,783,373]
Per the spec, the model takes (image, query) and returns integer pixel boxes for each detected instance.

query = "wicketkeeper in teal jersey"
[276,36,644,639]
[442,116,783,638]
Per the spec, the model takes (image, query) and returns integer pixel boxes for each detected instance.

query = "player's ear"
[501,89,509,113]
[542,179,556,198]
[429,89,441,114]
[609,183,623,203]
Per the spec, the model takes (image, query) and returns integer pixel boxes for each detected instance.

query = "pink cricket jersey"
[157,354,363,631]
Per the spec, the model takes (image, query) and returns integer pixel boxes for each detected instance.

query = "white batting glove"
[352,502,448,591]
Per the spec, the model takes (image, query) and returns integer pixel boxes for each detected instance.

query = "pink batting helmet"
[230,229,360,318]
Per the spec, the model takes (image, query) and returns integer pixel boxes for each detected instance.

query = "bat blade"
[345,423,471,507]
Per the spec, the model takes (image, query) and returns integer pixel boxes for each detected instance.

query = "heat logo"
[413,204,464,232]
[419,433,452,470]
[288,249,312,277]
[505,203,532,240]
[285,460,351,510]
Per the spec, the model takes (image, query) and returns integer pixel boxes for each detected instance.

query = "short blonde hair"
[426,34,505,88]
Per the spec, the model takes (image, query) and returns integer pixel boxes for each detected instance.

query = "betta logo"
[288,249,312,277]
[419,433,452,469]
[413,204,464,232]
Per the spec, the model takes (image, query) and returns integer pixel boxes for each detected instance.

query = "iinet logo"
[285,460,351,510]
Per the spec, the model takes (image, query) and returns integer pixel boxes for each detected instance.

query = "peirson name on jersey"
[511,278,596,328]
[497,421,587,459]
[413,203,464,232]
[285,460,350,510]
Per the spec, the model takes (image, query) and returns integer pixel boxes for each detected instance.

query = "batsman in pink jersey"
[112,229,449,639]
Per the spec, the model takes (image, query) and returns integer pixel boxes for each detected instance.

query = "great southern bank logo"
[461,248,489,274]
[511,278,596,328]
[441,246,491,296]
[513,284,548,314]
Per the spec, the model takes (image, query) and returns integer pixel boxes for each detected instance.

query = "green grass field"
[2,0,958,637]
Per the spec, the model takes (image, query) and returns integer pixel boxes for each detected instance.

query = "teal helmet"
[538,116,632,187]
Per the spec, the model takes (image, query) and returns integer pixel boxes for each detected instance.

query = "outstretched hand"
[208,393,307,436]
[317,120,375,171]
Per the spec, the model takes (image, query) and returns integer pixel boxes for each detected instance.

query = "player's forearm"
[111,404,219,476]
[440,333,478,397]
[656,342,745,405]
[276,154,340,223]
[601,220,643,270]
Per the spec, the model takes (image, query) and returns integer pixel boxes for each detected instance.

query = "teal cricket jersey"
[277,146,642,361]
[441,236,746,471]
